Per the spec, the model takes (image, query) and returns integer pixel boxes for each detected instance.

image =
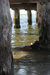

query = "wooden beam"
[10,3,37,10]
[9,0,50,4]
[9,0,46,4]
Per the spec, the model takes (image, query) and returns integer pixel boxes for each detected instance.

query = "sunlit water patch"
[12,50,30,59]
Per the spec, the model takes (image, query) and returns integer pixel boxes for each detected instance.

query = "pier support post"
[27,10,32,25]
[36,11,38,23]
[0,0,14,75]
[14,9,20,28]
[37,2,50,48]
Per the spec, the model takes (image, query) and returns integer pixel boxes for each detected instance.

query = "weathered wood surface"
[9,0,50,9]
[0,0,14,75]
[9,0,49,4]
[14,10,20,28]
[10,3,37,10]
[27,10,32,25]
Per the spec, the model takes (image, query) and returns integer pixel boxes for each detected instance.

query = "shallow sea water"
[11,14,50,75]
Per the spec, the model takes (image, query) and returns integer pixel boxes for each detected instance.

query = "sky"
[20,10,36,14]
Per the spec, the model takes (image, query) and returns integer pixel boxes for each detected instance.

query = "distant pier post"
[27,10,32,25]
[14,9,20,28]
[36,11,38,23]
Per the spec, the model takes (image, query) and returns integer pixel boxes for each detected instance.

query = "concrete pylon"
[37,2,50,47]
[14,9,20,28]
[27,10,32,25]
[0,0,14,75]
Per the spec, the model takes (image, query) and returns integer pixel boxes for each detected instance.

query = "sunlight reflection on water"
[12,50,30,59]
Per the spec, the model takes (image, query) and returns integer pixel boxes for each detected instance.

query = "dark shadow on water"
[13,48,50,75]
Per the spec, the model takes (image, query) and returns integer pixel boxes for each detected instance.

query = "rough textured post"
[14,9,20,28]
[0,0,14,75]
[37,2,50,48]
[27,10,32,25]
